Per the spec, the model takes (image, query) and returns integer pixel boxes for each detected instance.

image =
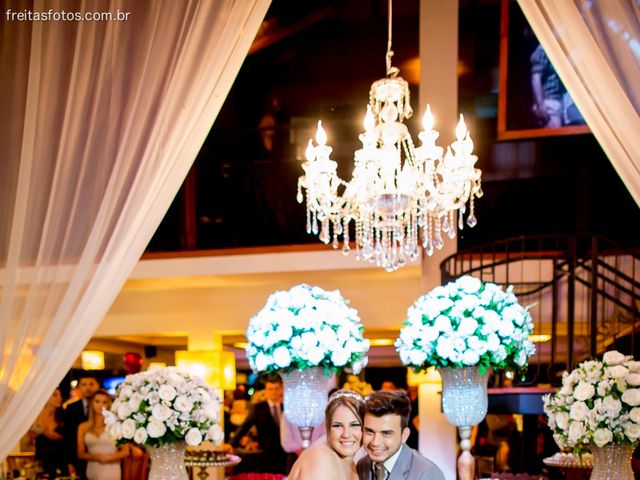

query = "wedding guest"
[63,386,82,409]
[380,381,398,391]
[485,414,517,471]
[231,375,288,474]
[77,390,130,480]
[229,388,250,428]
[64,372,100,478]
[357,390,444,480]
[534,415,558,474]
[33,388,69,478]
[406,385,420,450]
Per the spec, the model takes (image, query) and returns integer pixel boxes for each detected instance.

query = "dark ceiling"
[145,0,640,255]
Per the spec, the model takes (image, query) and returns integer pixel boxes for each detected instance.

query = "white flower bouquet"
[543,351,640,452]
[245,284,370,374]
[104,367,224,448]
[395,275,536,372]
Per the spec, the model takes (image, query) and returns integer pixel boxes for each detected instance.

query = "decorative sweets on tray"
[185,442,230,464]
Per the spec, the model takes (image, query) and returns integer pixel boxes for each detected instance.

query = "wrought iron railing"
[441,234,640,385]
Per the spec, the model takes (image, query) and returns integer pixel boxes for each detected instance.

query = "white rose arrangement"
[245,284,370,374]
[395,275,536,373]
[104,367,224,448]
[543,351,640,452]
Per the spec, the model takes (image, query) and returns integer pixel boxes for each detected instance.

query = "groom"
[357,390,444,480]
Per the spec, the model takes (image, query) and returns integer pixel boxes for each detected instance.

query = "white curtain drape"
[517,0,640,206]
[0,0,270,459]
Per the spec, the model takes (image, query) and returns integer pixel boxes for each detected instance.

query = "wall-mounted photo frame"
[498,0,590,140]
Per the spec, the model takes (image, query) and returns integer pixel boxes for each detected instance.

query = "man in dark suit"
[231,375,287,474]
[358,390,444,480]
[63,372,100,479]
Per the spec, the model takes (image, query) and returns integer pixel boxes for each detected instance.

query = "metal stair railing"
[440,234,640,385]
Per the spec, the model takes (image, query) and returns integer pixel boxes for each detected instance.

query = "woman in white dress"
[288,389,364,480]
[77,390,130,480]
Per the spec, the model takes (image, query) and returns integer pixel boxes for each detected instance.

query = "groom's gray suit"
[357,444,445,480]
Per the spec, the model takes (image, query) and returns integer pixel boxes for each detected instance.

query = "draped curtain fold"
[517,0,640,206]
[0,0,270,459]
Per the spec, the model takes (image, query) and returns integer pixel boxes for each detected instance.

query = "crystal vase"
[147,441,188,480]
[282,367,330,449]
[590,443,634,480]
[439,366,492,480]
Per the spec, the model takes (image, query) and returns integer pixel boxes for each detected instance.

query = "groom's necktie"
[374,462,387,480]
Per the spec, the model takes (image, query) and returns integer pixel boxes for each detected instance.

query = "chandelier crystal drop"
[297,1,482,272]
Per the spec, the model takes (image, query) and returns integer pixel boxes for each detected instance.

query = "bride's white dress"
[85,430,121,480]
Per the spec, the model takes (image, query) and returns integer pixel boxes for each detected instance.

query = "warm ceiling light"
[297,0,482,272]
[81,350,105,370]
[529,334,552,343]
[407,367,441,386]
[175,350,236,390]
[368,338,395,347]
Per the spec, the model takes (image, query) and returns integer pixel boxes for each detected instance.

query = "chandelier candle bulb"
[455,115,468,140]
[364,106,375,135]
[315,121,327,146]
[422,106,435,131]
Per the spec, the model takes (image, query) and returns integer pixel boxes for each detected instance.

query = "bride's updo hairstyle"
[325,389,365,433]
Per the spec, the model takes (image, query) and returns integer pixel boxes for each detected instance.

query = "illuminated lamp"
[175,350,236,390]
[407,366,441,386]
[81,350,105,370]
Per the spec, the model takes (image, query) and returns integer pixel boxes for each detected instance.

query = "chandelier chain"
[386,0,397,77]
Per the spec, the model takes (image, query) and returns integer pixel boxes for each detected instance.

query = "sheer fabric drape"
[517,0,640,206]
[0,0,269,459]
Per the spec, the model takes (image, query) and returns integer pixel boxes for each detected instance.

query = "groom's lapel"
[388,445,411,480]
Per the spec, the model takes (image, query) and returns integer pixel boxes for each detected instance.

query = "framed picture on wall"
[497,0,590,140]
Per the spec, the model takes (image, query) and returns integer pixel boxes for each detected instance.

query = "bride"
[288,389,364,480]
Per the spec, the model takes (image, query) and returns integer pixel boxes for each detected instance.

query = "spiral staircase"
[442,234,640,384]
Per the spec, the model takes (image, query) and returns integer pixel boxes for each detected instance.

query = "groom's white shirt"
[379,444,404,475]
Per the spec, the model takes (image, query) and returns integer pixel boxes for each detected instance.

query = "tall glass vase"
[590,443,634,480]
[439,366,491,480]
[282,367,330,449]
[147,441,189,480]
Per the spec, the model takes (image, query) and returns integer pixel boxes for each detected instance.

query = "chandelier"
[297,0,482,272]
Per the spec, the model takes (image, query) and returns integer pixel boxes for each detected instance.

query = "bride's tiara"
[329,389,364,403]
